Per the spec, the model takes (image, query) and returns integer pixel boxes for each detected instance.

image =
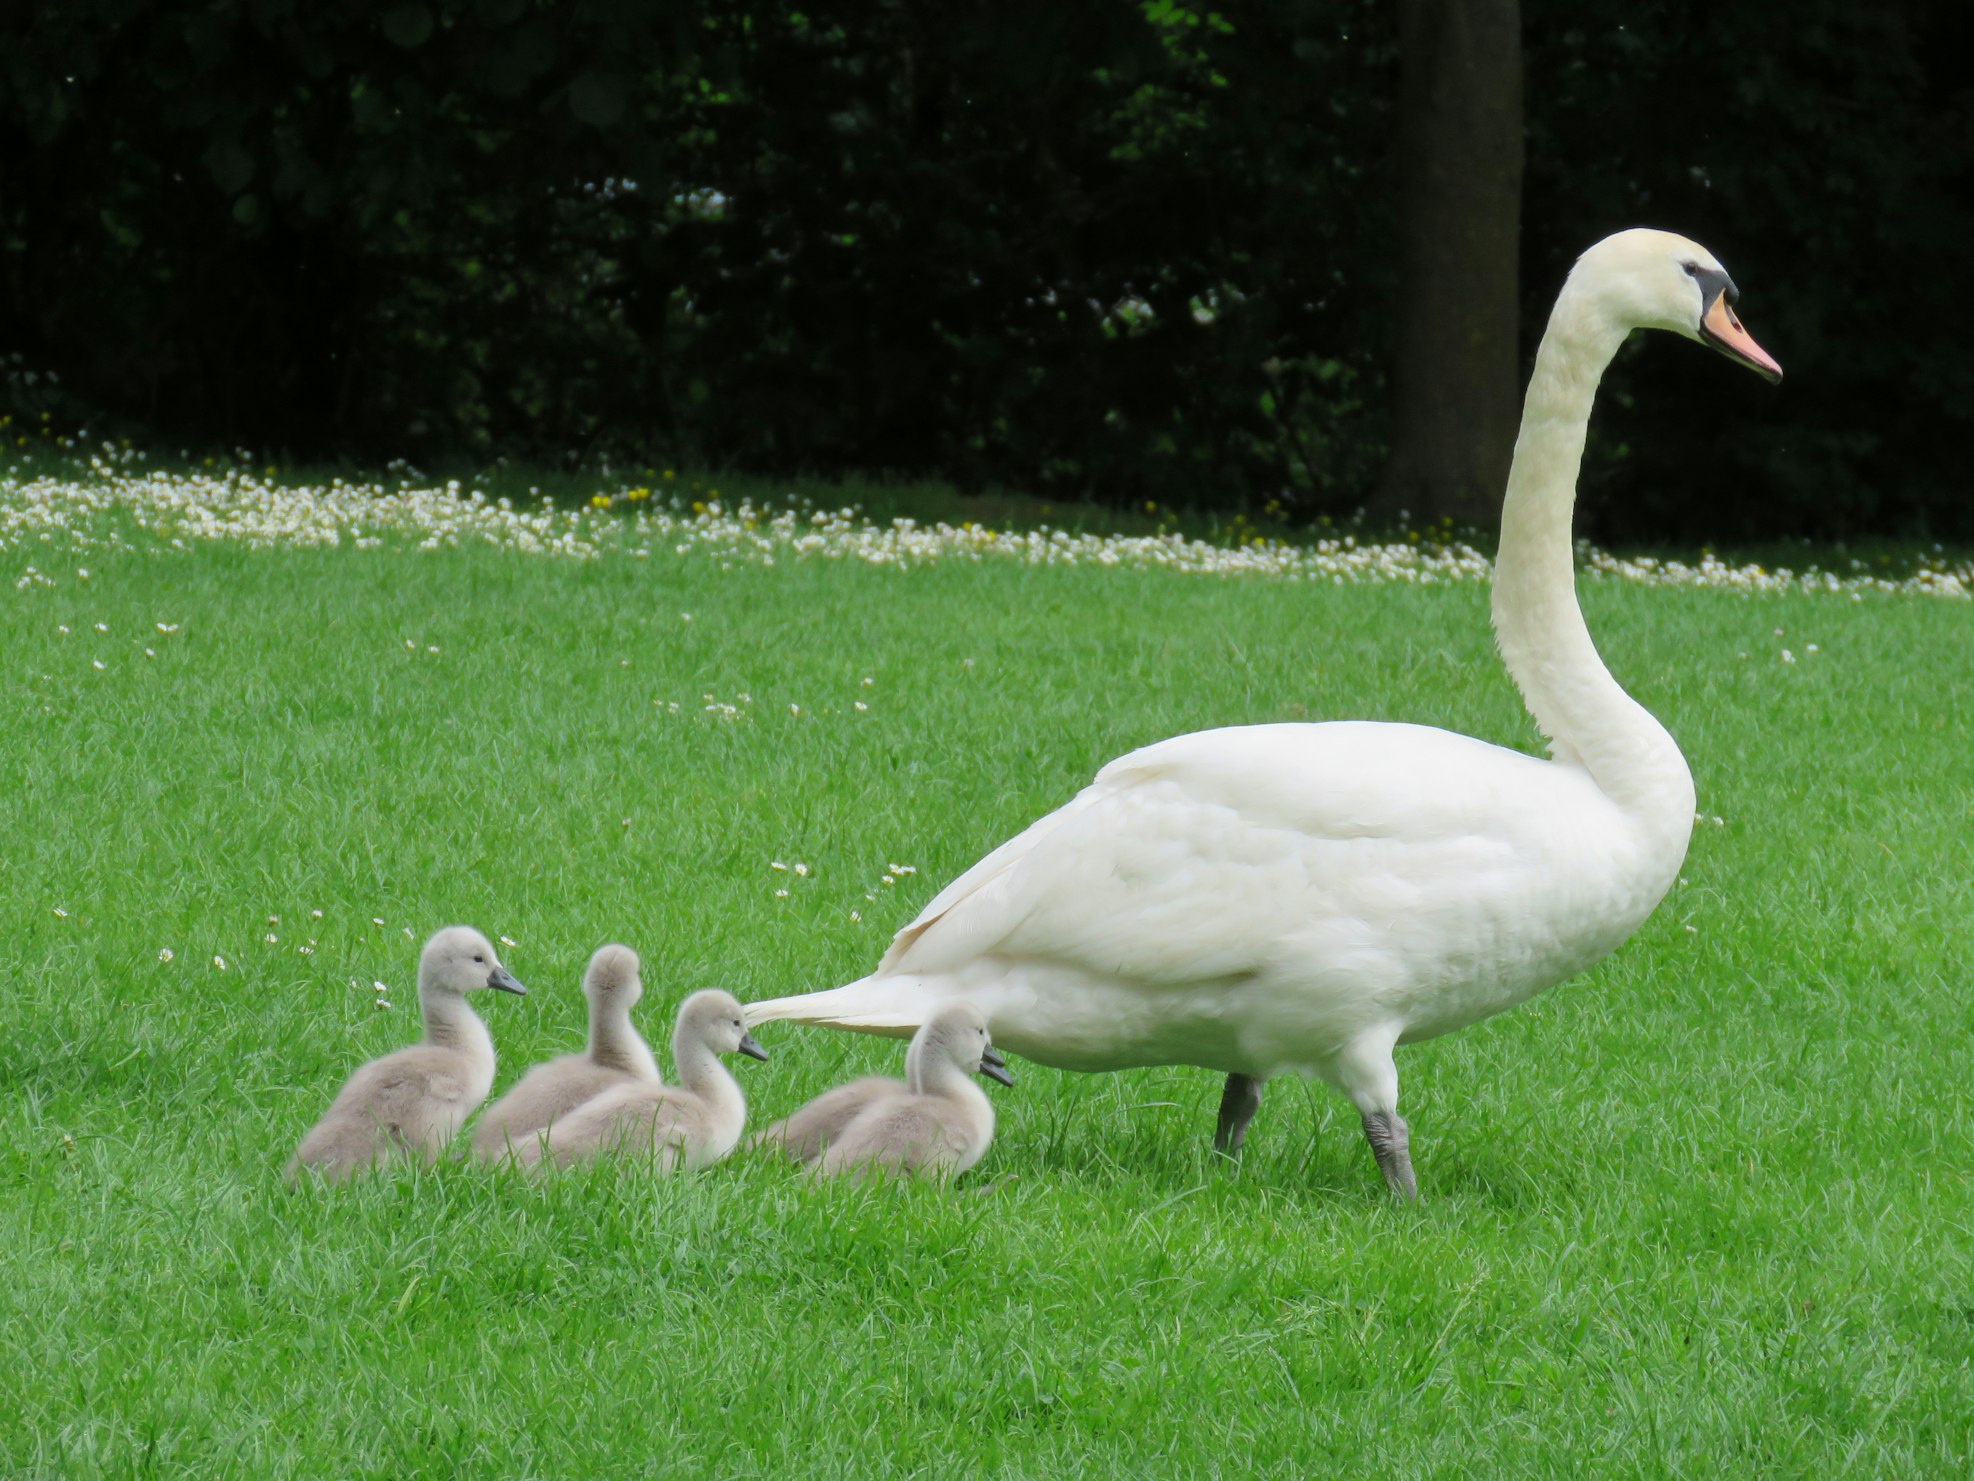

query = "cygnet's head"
[419,925,527,997]
[1571,228,1783,384]
[583,944,642,1009]
[919,1002,1015,1087]
[677,989,769,1061]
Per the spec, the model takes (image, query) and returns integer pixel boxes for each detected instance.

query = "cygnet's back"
[473,943,659,1162]
[288,926,527,1184]
[518,989,767,1173]
[812,1002,1012,1181]
[754,1076,906,1164]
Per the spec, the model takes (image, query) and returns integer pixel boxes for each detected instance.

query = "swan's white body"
[746,230,1779,1194]
[794,717,1684,1076]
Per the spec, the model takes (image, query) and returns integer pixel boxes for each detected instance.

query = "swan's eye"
[1681,262,1701,278]
[473,954,485,964]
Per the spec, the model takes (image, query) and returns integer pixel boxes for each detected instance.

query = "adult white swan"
[747,229,1782,1198]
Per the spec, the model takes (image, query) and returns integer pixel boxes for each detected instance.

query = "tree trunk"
[1370,0,1524,529]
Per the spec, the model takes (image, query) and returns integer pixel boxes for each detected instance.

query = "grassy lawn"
[2,464,1970,1476]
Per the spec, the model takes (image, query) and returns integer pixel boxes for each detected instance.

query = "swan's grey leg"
[1337,1026,1418,1200]
[1360,1110,1418,1201]
[1213,1073,1263,1155]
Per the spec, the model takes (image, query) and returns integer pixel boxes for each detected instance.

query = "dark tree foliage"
[1522,0,1974,541]
[1,1,1968,539]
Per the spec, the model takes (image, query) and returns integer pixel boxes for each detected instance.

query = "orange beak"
[1700,292,1783,384]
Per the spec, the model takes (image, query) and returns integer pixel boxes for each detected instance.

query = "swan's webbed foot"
[1361,1110,1418,1201]
[1213,1073,1263,1156]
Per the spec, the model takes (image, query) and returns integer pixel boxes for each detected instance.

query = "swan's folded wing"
[881,721,1569,987]
[877,780,1112,972]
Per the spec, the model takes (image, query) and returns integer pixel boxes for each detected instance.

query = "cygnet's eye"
[473,954,485,965]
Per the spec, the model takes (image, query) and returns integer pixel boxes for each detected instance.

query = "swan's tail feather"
[744,978,924,1037]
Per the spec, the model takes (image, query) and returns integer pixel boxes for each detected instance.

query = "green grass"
[2,503,1970,1476]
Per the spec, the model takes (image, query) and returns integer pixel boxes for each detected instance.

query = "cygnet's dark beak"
[737,1032,770,1062]
[979,1053,1015,1088]
[487,966,528,996]
[982,1046,1007,1070]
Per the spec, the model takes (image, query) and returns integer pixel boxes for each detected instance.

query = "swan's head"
[583,943,643,1011]
[919,1002,1015,1087]
[419,925,527,997]
[677,989,769,1061]
[1573,228,1782,384]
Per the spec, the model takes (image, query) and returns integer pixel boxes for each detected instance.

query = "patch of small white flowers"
[769,858,817,900]
[4,466,1967,598]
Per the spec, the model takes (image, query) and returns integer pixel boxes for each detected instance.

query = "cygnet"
[473,943,659,1162]
[288,926,526,1183]
[812,1002,1012,1181]
[518,989,767,1172]
[757,1045,1009,1165]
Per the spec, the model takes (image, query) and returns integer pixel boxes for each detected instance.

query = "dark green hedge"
[3,1,1967,539]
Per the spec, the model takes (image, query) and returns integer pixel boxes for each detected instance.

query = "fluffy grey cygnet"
[288,926,526,1183]
[811,1002,1013,1181]
[472,943,660,1163]
[756,1043,1009,1165]
[517,989,767,1172]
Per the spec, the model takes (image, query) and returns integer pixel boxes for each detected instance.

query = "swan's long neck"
[1491,286,1693,826]
[589,997,660,1080]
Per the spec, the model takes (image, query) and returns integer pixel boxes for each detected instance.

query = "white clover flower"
[264,932,278,945]
[213,955,227,970]
[793,863,809,877]
[158,948,174,963]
